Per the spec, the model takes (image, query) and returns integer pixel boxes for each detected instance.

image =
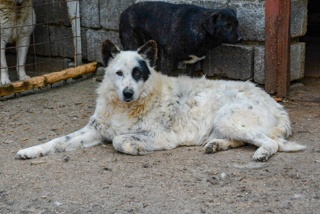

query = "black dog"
[120,1,243,76]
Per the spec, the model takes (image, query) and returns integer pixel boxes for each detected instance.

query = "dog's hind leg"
[16,37,31,80]
[210,129,279,162]
[160,53,178,74]
[250,135,279,161]
[16,124,103,159]
[186,63,196,76]
[211,105,284,161]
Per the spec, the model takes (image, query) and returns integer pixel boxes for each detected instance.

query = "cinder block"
[86,29,120,62]
[253,46,264,84]
[49,26,74,58]
[80,0,100,28]
[32,25,50,56]
[253,43,306,84]
[33,25,87,60]
[291,0,308,38]
[33,0,69,26]
[203,42,305,83]
[233,0,307,41]
[231,1,265,41]
[203,44,254,80]
[100,0,136,31]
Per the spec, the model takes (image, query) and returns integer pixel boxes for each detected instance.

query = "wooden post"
[265,0,291,98]
[265,0,280,94]
[0,62,97,97]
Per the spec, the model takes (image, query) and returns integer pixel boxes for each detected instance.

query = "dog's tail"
[277,139,307,152]
[270,105,306,152]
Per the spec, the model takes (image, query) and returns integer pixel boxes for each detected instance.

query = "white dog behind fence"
[16,40,306,161]
[0,0,35,84]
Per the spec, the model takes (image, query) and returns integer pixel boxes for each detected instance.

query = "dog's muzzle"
[123,87,134,102]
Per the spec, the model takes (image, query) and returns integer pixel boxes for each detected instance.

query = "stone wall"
[33,0,308,83]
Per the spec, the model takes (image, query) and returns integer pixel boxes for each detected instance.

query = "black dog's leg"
[186,63,196,76]
[186,60,204,77]
[155,49,164,72]
[160,53,178,75]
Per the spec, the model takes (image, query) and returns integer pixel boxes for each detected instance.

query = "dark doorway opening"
[301,0,320,77]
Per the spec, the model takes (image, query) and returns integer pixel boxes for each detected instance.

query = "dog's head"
[204,8,243,44]
[101,40,157,103]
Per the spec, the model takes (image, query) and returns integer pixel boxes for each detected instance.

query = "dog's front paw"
[1,77,11,85]
[116,142,147,155]
[16,146,45,159]
[113,136,147,155]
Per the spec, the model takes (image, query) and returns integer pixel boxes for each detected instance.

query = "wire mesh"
[0,0,82,85]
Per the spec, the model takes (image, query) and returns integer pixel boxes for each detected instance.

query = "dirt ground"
[0,74,319,214]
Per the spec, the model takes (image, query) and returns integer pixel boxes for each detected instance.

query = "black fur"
[137,40,158,67]
[101,40,120,67]
[132,60,150,82]
[120,1,243,76]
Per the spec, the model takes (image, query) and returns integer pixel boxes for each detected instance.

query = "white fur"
[16,44,306,161]
[0,0,35,84]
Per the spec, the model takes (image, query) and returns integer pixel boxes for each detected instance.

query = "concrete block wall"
[32,0,308,83]
[253,43,306,83]
[33,0,134,63]
[138,0,308,83]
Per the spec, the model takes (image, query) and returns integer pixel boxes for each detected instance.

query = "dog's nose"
[123,88,134,102]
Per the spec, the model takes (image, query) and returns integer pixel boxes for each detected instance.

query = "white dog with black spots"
[17,40,306,161]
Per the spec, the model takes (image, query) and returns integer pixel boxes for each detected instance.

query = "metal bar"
[67,0,82,66]
[265,0,280,94]
[265,0,291,98]
[277,0,291,98]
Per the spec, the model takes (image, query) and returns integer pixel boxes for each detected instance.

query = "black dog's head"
[204,8,243,44]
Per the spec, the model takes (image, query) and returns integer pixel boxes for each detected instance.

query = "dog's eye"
[132,68,141,78]
[224,24,232,30]
[116,71,123,76]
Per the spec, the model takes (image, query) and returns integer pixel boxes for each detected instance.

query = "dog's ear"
[137,40,158,67]
[101,40,121,67]
[204,12,221,35]
[230,8,237,16]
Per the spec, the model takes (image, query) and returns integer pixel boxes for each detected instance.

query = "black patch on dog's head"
[132,59,150,82]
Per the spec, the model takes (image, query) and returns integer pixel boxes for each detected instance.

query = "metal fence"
[0,0,81,84]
